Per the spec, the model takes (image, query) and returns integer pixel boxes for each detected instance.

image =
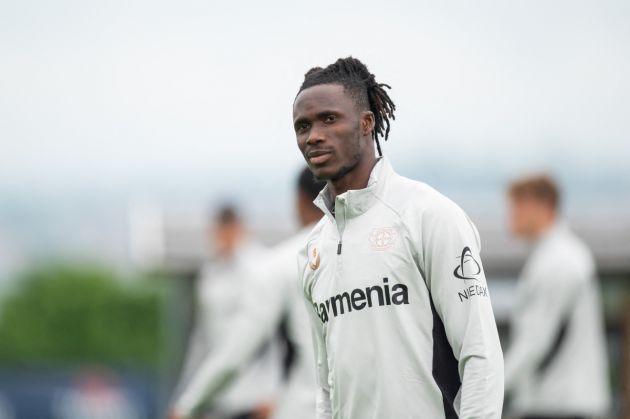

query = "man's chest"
[304,216,423,320]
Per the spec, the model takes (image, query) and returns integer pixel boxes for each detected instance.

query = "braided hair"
[297,57,396,156]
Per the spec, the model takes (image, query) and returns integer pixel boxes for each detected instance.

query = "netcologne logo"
[313,278,409,324]
[453,246,481,281]
[309,247,320,270]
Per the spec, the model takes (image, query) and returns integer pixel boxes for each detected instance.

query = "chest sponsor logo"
[368,227,397,251]
[309,246,320,270]
[312,277,409,324]
[453,246,481,281]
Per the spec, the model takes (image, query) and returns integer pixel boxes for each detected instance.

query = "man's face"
[509,196,551,240]
[293,84,368,181]
[212,222,243,259]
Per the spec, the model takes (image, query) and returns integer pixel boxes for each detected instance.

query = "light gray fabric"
[174,241,282,417]
[300,158,504,419]
[175,232,316,419]
[505,222,611,417]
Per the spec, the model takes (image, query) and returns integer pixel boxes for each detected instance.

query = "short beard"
[312,126,364,182]
[330,149,361,182]
[330,130,363,181]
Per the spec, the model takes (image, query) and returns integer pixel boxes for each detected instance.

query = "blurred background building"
[1,0,629,417]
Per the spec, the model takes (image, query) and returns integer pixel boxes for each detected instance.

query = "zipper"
[336,198,347,255]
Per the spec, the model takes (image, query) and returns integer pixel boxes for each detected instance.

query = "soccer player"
[170,168,326,419]
[293,57,504,419]
[173,206,281,419]
[504,175,610,419]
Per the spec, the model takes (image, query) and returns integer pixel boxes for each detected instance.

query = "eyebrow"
[294,109,340,125]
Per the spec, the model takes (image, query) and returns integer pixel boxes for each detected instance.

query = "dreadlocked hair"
[298,57,396,156]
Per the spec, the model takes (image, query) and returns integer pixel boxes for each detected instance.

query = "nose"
[306,124,325,145]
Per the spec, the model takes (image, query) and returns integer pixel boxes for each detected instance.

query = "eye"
[324,114,336,124]
[296,121,311,133]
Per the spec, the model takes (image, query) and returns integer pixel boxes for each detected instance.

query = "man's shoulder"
[296,217,329,265]
[523,227,594,288]
[382,172,469,222]
[273,226,315,256]
[538,226,595,277]
[303,215,328,243]
[258,227,315,271]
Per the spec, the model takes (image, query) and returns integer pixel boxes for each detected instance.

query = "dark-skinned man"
[294,57,504,419]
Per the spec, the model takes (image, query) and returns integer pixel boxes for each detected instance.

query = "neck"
[533,215,557,240]
[328,154,378,198]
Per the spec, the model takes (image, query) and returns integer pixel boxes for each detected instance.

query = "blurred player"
[504,175,610,419]
[293,57,504,418]
[173,206,281,419]
[170,168,325,419]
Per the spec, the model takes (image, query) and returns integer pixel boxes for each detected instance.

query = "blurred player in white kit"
[173,206,282,419]
[170,168,325,419]
[504,175,611,419]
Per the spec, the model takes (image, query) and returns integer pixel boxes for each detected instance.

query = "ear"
[360,111,375,137]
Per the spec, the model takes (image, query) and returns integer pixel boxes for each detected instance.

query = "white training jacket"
[504,221,611,417]
[298,158,504,419]
[174,241,282,417]
[174,230,317,419]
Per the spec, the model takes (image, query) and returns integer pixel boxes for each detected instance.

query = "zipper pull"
[337,242,342,255]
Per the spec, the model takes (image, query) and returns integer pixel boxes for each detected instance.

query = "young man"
[293,57,504,419]
[504,175,610,419]
[170,169,326,419]
[173,206,281,419]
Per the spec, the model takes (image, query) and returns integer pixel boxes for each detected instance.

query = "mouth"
[306,149,333,166]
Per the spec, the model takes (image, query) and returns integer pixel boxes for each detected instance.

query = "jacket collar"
[314,157,394,221]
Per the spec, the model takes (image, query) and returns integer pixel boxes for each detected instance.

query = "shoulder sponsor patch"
[453,246,489,302]
[453,246,481,281]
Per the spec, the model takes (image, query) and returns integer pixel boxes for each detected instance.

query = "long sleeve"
[504,267,580,392]
[174,262,288,418]
[299,246,332,419]
[419,203,504,419]
[305,299,332,419]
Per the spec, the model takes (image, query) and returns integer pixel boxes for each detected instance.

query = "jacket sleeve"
[418,202,504,419]
[307,304,333,419]
[173,260,287,418]
[298,244,333,419]
[504,267,581,392]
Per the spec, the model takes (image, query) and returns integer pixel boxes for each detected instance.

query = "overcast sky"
[1,0,629,212]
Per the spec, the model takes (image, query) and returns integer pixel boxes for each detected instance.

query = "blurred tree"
[0,263,164,368]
